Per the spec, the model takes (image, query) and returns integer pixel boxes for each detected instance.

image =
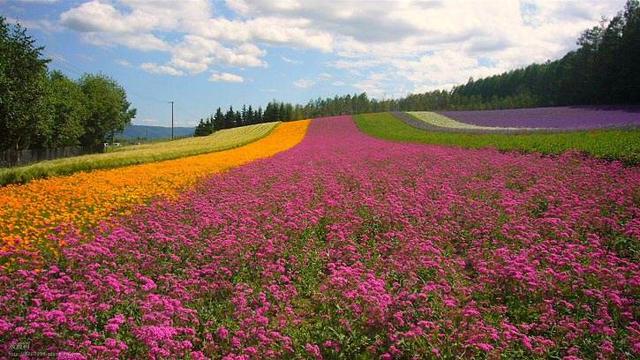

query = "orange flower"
[0,121,310,258]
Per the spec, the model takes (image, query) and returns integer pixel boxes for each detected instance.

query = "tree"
[194,118,208,136]
[241,105,247,126]
[256,107,263,123]
[224,106,236,129]
[78,73,136,147]
[621,0,640,101]
[0,17,52,155]
[246,105,254,124]
[263,102,276,122]
[47,71,87,147]
[235,110,242,126]
[213,107,224,130]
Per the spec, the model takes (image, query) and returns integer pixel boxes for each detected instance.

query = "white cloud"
[224,0,625,94]
[190,16,333,52]
[168,36,265,74]
[293,78,315,89]
[60,0,210,33]
[140,63,184,76]
[55,0,627,94]
[209,72,244,83]
[81,32,170,52]
[60,1,129,33]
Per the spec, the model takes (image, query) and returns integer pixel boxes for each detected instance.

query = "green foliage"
[78,73,136,147]
[194,119,211,137]
[195,105,269,137]
[0,17,137,157]
[354,112,640,165]
[47,71,87,147]
[0,17,51,152]
[0,122,278,185]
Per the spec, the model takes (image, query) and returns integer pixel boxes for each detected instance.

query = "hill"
[118,125,195,140]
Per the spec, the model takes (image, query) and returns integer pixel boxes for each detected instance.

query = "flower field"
[361,112,640,164]
[439,106,640,129]
[0,121,308,265]
[1,115,638,358]
[406,111,541,132]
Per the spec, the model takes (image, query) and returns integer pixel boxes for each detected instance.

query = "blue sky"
[1,0,625,127]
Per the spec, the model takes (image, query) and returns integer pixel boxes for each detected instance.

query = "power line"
[48,53,169,104]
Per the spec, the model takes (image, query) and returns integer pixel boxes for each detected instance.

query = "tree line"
[449,0,639,108]
[0,17,136,155]
[195,0,638,136]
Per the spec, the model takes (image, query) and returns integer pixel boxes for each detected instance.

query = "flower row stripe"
[0,120,310,260]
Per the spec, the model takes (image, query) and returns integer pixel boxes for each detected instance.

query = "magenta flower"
[1,116,638,358]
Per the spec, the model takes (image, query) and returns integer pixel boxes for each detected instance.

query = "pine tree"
[247,105,254,124]
[194,119,208,136]
[241,105,247,126]
[224,106,235,129]
[213,107,224,131]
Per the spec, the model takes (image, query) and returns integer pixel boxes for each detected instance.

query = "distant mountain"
[118,125,195,140]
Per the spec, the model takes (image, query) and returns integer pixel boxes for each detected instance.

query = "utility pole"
[169,101,174,140]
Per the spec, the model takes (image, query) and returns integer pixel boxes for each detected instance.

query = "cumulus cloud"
[140,63,184,76]
[60,0,211,33]
[223,0,624,94]
[168,36,265,74]
[58,0,278,74]
[81,32,170,52]
[54,0,626,95]
[209,72,244,83]
[191,17,333,52]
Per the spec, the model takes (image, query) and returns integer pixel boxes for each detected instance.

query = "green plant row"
[0,122,279,186]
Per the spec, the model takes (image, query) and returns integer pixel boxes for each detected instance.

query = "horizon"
[1,0,626,127]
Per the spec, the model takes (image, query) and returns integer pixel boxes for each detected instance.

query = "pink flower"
[305,343,322,359]
[217,327,229,339]
[475,343,494,352]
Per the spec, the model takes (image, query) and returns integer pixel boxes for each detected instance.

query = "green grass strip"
[354,112,640,165]
[0,122,280,186]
